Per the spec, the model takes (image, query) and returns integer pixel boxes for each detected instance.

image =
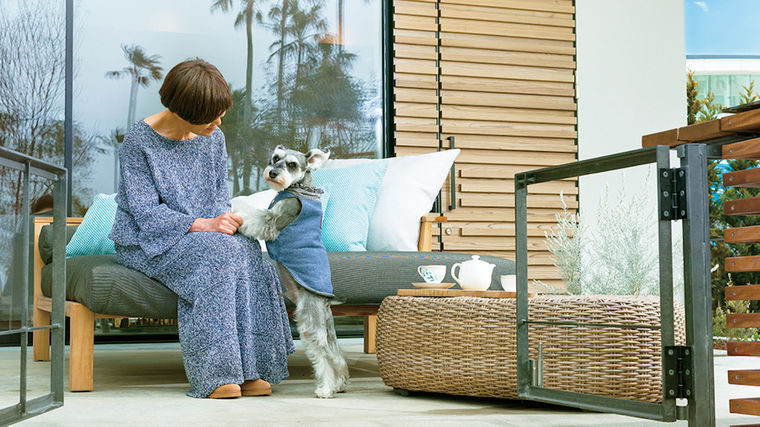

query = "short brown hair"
[159,59,232,125]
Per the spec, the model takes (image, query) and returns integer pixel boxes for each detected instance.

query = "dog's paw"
[335,378,349,393]
[314,385,336,399]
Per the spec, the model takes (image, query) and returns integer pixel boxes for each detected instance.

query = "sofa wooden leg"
[364,315,377,354]
[33,308,50,361]
[69,304,94,391]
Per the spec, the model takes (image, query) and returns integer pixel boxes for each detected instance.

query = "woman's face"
[188,112,225,137]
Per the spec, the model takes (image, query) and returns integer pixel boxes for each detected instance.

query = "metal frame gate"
[0,146,68,425]
[515,144,714,425]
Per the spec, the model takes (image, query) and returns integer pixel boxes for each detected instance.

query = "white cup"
[417,265,446,283]
[500,274,516,292]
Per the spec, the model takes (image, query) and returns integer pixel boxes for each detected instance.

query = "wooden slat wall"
[393,0,577,289]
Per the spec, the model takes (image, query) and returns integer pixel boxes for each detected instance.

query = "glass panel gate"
[514,144,715,425]
[0,147,67,424]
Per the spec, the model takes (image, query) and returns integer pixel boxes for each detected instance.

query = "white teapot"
[451,255,495,291]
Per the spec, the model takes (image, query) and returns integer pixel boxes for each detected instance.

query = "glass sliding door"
[70,0,384,338]
[0,0,67,345]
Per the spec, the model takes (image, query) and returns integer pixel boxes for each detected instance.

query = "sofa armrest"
[34,217,84,309]
[418,214,447,252]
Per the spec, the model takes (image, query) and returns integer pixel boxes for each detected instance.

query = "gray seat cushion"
[42,255,178,318]
[40,225,516,317]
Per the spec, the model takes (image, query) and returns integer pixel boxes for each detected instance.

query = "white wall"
[576,0,686,224]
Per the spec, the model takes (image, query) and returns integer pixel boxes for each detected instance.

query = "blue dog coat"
[265,191,334,297]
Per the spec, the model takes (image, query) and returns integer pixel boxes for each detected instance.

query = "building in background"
[688,55,760,108]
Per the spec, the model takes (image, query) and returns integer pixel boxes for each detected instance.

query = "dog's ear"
[306,148,330,171]
[274,144,286,152]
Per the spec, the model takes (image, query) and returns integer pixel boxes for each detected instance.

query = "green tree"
[234,0,378,191]
[698,91,724,122]
[709,158,760,312]
[695,72,760,313]
[739,82,760,105]
[258,0,293,133]
[220,86,262,195]
[211,0,260,192]
[687,70,703,125]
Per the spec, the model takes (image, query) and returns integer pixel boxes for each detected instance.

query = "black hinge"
[664,345,693,400]
[659,168,687,221]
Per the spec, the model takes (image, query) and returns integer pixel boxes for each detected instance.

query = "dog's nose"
[269,170,278,179]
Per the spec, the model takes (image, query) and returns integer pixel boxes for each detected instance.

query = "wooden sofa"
[31,214,450,391]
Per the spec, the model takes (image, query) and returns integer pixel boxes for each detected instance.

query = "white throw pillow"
[324,149,460,251]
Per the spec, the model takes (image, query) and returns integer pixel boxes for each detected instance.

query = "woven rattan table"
[376,294,685,402]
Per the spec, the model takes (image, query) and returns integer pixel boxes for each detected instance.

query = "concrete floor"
[1,339,759,426]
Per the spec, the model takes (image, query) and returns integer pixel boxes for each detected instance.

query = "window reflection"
[78,0,383,198]
[0,0,383,341]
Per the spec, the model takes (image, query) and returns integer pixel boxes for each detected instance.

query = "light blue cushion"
[312,161,388,251]
[66,193,118,258]
[320,188,330,217]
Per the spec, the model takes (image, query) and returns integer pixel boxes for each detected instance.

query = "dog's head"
[263,145,330,191]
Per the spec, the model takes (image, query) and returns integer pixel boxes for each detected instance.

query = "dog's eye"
[272,156,279,163]
[287,162,298,169]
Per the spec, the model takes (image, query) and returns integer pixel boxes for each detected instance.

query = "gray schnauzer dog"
[234,145,349,399]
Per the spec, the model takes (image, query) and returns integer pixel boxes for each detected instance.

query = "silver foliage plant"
[542,195,585,295]
[538,172,685,298]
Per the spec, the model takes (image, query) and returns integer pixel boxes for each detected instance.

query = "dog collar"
[287,183,324,201]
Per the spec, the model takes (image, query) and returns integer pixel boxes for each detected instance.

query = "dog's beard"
[264,168,306,192]
[266,178,285,192]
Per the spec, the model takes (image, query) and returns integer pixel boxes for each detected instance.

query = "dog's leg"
[292,286,340,398]
[324,306,350,393]
[237,208,279,241]
[278,263,346,396]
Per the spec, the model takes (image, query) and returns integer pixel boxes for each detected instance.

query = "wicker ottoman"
[376,295,685,402]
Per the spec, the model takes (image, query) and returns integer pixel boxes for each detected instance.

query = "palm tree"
[273,1,327,143]
[211,0,258,191]
[105,44,162,191]
[102,128,125,193]
[259,0,293,133]
[105,44,163,130]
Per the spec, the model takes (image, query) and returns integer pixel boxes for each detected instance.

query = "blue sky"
[685,0,760,55]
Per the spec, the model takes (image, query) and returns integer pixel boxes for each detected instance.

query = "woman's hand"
[189,212,243,235]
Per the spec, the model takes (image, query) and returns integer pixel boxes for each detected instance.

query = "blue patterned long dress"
[109,120,295,398]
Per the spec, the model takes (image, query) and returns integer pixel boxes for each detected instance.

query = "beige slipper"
[241,379,272,396]
[208,383,242,399]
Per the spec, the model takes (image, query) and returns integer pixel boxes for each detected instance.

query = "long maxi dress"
[109,120,295,398]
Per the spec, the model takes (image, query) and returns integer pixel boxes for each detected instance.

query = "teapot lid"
[466,255,492,265]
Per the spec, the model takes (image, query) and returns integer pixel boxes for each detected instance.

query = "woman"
[109,58,294,398]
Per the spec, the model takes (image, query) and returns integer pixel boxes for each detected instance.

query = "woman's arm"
[184,131,241,234]
[117,141,197,257]
[117,137,243,256]
[189,213,242,234]
[213,131,233,216]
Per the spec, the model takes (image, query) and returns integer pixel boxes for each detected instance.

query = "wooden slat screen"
[393,0,577,289]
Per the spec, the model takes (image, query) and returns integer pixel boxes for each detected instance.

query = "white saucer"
[411,282,456,289]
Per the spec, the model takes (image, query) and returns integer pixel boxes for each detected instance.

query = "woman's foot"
[241,379,271,396]
[208,383,241,399]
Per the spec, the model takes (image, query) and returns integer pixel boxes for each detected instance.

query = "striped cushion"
[65,193,118,258]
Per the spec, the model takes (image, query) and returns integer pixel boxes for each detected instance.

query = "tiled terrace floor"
[1,338,758,426]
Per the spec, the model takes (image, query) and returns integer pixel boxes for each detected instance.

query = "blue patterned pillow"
[312,161,388,251]
[66,193,118,258]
